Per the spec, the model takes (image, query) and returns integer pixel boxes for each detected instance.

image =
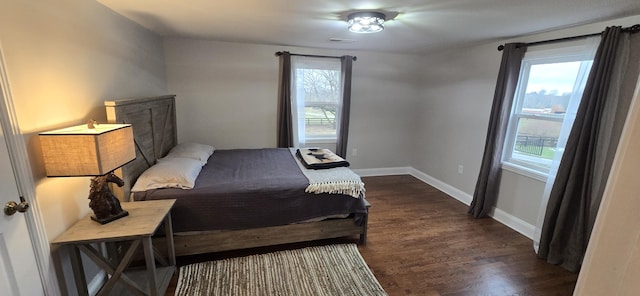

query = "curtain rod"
[275,51,357,61]
[497,24,640,51]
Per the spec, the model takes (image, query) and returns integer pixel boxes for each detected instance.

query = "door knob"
[4,200,29,216]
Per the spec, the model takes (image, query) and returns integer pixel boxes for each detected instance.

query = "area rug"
[175,244,387,296]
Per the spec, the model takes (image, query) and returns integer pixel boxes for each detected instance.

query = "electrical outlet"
[352,148,358,156]
[458,165,464,174]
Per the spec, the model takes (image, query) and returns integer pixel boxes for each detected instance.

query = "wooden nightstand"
[51,199,176,296]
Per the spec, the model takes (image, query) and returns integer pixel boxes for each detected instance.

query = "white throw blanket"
[290,148,365,198]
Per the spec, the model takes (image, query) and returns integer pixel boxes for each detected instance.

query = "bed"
[104,95,369,256]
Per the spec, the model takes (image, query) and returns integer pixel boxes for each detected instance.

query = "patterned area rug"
[175,244,387,296]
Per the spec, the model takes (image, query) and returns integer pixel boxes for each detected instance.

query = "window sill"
[501,162,548,182]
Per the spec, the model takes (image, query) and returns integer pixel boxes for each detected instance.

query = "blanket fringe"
[289,148,365,199]
[306,181,365,198]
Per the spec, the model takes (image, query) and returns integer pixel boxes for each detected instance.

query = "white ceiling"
[98,0,640,54]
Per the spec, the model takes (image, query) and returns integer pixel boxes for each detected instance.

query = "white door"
[0,80,44,296]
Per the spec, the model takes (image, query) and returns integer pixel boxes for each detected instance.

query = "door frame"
[0,44,60,295]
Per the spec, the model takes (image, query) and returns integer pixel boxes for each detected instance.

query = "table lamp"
[39,121,135,224]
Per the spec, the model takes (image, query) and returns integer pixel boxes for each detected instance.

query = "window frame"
[290,57,343,144]
[502,42,597,177]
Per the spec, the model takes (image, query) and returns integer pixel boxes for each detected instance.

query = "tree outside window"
[292,57,343,143]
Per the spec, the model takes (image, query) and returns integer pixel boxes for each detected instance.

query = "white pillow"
[164,142,214,164]
[131,157,203,191]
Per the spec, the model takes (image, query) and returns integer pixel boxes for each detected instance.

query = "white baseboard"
[357,166,536,240]
[408,168,473,205]
[352,167,412,177]
[489,208,535,239]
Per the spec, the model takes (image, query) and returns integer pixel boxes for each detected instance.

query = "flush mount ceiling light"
[347,11,386,33]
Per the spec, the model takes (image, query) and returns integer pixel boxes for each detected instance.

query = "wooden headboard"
[105,95,177,201]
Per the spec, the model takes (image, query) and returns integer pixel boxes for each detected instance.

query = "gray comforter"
[133,148,367,233]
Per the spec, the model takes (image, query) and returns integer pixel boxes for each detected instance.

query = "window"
[291,56,343,144]
[503,41,598,176]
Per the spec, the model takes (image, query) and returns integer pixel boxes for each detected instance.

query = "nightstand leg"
[164,213,176,266]
[69,245,89,296]
[142,237,158,296]
[97,240,142,295]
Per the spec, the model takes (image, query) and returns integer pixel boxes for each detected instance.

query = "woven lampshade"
[40,124,135,176]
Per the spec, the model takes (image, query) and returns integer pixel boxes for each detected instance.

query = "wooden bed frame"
[105,95,368,256]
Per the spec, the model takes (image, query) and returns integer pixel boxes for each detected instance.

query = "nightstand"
[51,199,176,296]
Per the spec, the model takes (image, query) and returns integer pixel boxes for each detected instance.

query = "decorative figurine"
[88,171,129,224]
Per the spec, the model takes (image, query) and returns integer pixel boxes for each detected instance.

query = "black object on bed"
[133,148,367,234]
[295,148,350,170]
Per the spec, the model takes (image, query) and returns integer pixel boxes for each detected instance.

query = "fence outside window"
[305,118,335,127]
[515,135,558,156]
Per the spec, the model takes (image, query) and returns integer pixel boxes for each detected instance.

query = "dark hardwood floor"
[166,175,578,295]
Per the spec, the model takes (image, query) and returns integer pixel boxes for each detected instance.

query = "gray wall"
[414,42,499,195]
[163,38,422,169]
[0,1,167,294]
[0,0,167,239]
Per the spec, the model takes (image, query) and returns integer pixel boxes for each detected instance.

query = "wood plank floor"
[166,175,578,295]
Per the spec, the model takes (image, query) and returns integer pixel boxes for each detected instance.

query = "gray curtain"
[469,43,527,218]
[537,26,640,272]
[336,55,354,158]
[277,52,293,147]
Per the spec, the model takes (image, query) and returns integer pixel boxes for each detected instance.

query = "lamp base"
[91,210,129,224]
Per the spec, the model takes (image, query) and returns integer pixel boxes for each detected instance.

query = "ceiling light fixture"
[347,11,386,33]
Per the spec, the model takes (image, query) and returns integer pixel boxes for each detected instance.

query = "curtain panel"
[336,55,354,158]
[469,43,527,218]
[533,37,600,253]
[537,26,640,272]
[277,52,293,148]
